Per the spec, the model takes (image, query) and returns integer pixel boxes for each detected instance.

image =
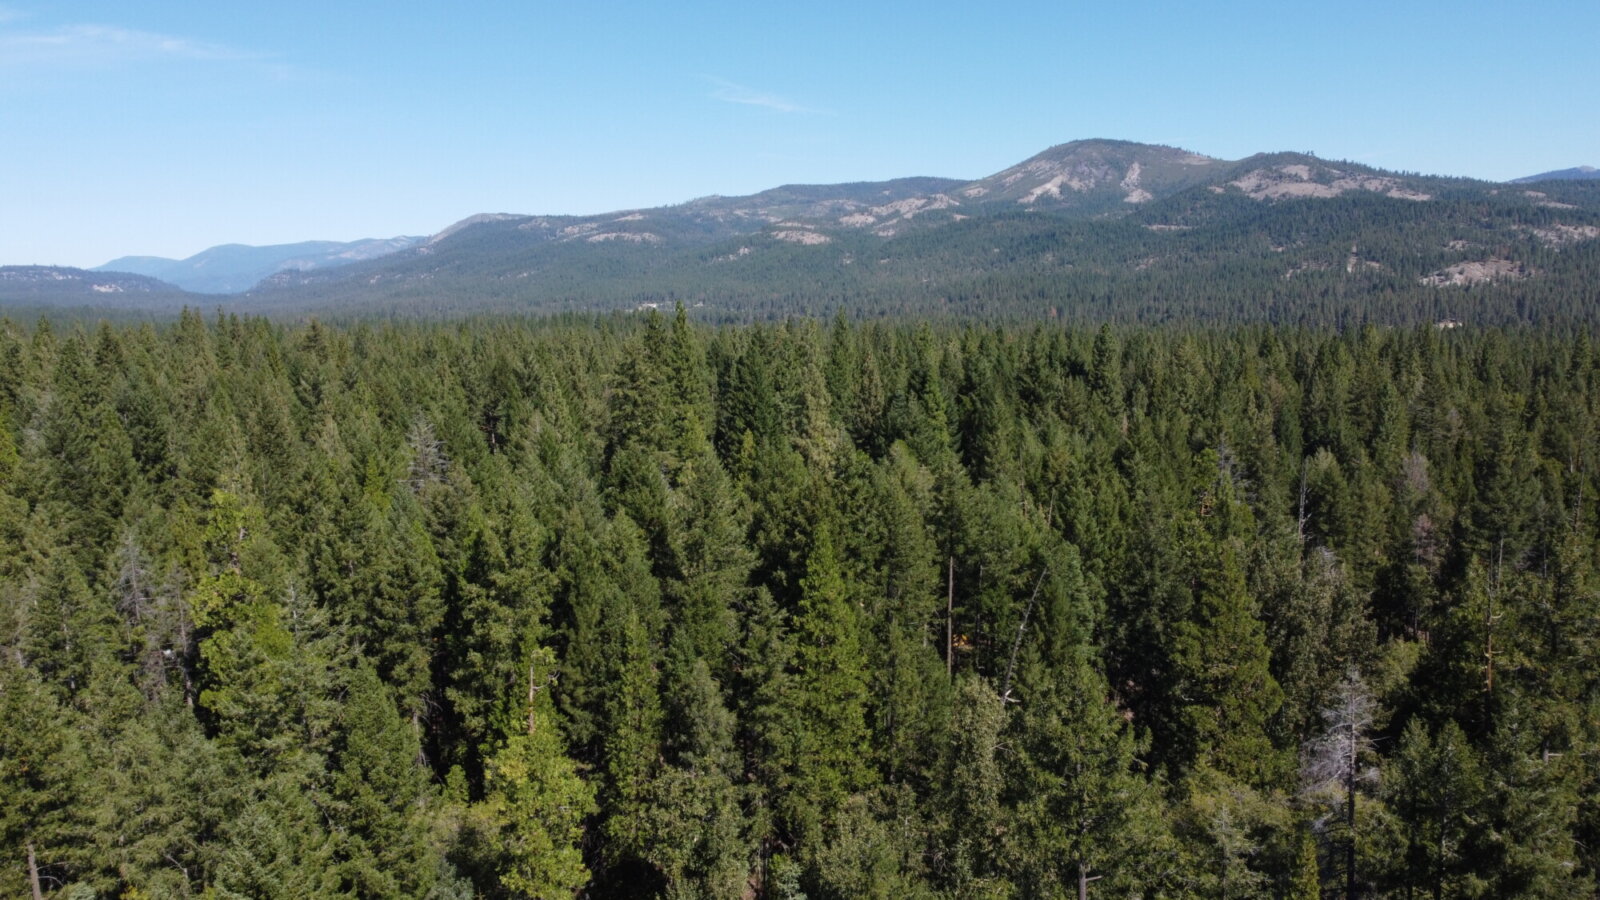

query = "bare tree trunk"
[527,663,538,735]
[1078,862,1089,900]
[1433,810,1446,900]
[1000,569,1048,703]
[180,618,196,710]
[1347,762,1357,900]
[1486,539,1502,695]
[28,842,43,900]
[1297,457,1311,546]
[946,556,954,679]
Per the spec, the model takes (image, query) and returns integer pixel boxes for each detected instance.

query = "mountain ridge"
[1512,165,1600,183]
[410,142,1466,251]
[11,139,1600,325]
[0,266,190,310]
[97,235,425,294]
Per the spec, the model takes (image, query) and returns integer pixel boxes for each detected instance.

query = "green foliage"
[0,314,1597,897]
[1386,719,1489,898]
[0,668,92,897]
[329,664,441,897]
[781,524,873,841]
[477,722,596,899]
[1009,648,1174,897]
[640,657,751,898]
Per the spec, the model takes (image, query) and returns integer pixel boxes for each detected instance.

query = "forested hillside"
[12,142,1600,326]
[3,309,1598,898]
[242,170,1600,326]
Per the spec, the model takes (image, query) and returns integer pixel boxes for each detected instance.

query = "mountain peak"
[958,140,1223,209]
[1511,165,1600,183]
[1034,137,1217,160]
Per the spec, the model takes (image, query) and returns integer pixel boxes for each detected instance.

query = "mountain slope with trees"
[238,142,1600,324]
[11,140,1600,326]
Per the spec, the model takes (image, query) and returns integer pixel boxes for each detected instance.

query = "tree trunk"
[1433,814,1445,900]
[946,556,954,679]
[1347,718,1358,900]
[27,842,43,900]
[1347,767,1357,900]
[1078,862,1089,900]
[1000,569,1048,702]
[1297,457,1310,545]
[527,663,539,735]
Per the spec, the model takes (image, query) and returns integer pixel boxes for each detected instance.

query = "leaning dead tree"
[1000,569,1049,704]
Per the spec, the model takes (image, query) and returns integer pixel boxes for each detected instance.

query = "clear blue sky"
[3,1,1595,268]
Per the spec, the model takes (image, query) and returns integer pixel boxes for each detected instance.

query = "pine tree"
[80,691,226,898]
[1171,481,1286,786]
[339,491,446,722]
[1288,828,1322,900]
[597,602,664,868]
[1300,672,1378,900]
[862,448,949,786]
[781,524,873,842]
[1009,647,1171,899]
[938,675,1008,896]
[476,649,596,900]
[0,667,92,898]
[210,771,344,898]
[1386,719,1488,899]
[191,495,341,770]
[643,654,752,899]
[19,551,120,699]
[665,447,753,676]
[329,664,441,897]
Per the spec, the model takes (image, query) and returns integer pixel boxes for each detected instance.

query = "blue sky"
[3,1,1595,268]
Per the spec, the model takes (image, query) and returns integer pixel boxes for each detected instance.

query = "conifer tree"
[1387,719,1488,899]
[939,676,1008,895]
[597,601,664,868]
[782,524,873,842]
[1010,645,1170,899]
[643,653,752,899]
[476,648,596,900]
[81,691,226,898]
[0,667,91,898]
[1170,459,1286,785]
[329,664,441,897]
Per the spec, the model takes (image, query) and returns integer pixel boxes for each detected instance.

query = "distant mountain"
[954,139,1225,211]
[1512,166,1600,183]
[0,265,190,308]
[20,139,1600,325]
[97,236,425,294]
[241,138,1598,325]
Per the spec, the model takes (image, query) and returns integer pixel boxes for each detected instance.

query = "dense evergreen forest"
[3,308,1599,898]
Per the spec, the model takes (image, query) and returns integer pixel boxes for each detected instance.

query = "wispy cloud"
[707,77,824,114]
[0,22,258,67]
